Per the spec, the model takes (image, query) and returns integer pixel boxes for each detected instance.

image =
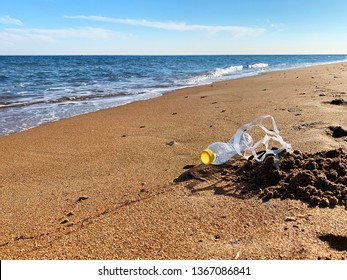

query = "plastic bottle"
[200,133,253,165]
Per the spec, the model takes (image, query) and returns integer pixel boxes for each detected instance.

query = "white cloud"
[0,15,23,26]
[65,15,266,36]
[0,26,133,43]
[0,26,135,54]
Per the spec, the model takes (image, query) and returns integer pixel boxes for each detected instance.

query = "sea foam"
[186,65,243,84]
[248,63,269,69]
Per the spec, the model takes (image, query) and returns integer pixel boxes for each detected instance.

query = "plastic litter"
[200,134,252,165]
[200,115,293,168]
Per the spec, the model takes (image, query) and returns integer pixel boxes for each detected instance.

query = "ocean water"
[0,55,346,135]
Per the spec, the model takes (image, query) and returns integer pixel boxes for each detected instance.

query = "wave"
[0,92,134,109]
[184,65,243,84]
[248,63,269,69]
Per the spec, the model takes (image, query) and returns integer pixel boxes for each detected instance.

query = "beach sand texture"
[1,62,347,259]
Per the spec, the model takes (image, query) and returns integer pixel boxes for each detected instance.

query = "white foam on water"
[248,63,269,69]
[0,90,164,136]
[183,65,243,84]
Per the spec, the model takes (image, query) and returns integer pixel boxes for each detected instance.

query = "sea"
[0,55,346,136]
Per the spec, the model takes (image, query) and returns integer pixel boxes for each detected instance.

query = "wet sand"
[0,62,347,259]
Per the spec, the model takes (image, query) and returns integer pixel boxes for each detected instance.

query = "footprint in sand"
[330,98,345,105]
[288,108,302,113]
[327,126,347,138]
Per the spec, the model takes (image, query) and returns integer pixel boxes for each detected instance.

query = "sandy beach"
[1,62,347,260]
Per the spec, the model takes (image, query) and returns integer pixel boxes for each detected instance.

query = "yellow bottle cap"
[200,149,215,165]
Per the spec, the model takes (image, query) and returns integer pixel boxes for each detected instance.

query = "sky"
[0,0,347,55]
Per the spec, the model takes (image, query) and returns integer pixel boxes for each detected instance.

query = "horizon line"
[1,53,346,57]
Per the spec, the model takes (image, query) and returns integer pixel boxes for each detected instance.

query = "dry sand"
[0,62,347,260]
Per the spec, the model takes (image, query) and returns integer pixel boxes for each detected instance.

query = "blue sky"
[0,0,346,55]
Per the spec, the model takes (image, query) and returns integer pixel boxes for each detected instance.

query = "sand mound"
[177,149,347,208]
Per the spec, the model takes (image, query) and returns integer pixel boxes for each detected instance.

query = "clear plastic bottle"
[227,132,253,152]
[200,133,253,165]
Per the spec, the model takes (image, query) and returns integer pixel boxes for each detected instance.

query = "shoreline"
[1,57,346,137]
[1,61,347,259]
